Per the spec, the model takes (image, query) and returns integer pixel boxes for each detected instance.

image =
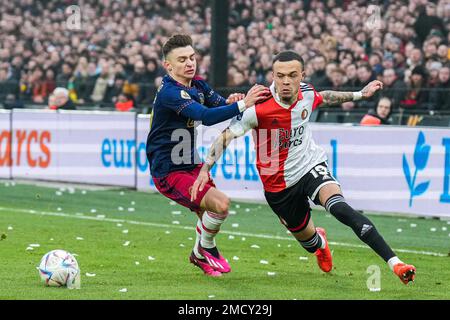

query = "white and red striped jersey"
[229,82,327,193]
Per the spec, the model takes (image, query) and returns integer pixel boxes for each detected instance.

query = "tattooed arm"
[190,128,238,201]
[319,80,384,106]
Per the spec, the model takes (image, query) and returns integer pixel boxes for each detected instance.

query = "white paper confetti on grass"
[260,260,269,265]
[179,243,185,247]
[267,272,276,276]
[128,208,135,212]
[441,227,447,231]
[165,231,171,234]
[122,229,129,234]
[232,256,239,261]
[131,201,135,205]
[76,237,84,240]
[135,261,140,265]
[251,244,260,249]
[50,238,54,241]
[118,207,124,211]
[241,237,246,241]
[171,211,181,215]
[228,235,235,240]
[123,241,130,246]
[81,190,87,195]
[287,244,292,248]
[229,210,237,215]
[57,207,62,211]
[169,201,176,205]
[430,228,437,232]
[277,244,281,248]
[26,247,34,251]
[85,273,96,277]
[29,244,40,247]
[208,295,215,299]
[55,191,62,196]
[10,181,16,186]
[245,208,250,212]
[96,215,105,219]
[119,191,125,196]
[299,256,309,261]
[68,188,75,194]
[119,288,127,293]
[231,223,239,228]
[172,221,180,225]
[235,204,240,209]
[7,226,13,230]
[116,223,123,227]
[397,219,407,222]
[396,228,403,232]
[148,256,155,261]
[410,224,417,228]
[90,209,97,213]
[447,221,450,225]
[187,237,193,241]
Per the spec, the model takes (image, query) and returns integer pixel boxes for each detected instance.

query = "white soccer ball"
[38,249,80,288]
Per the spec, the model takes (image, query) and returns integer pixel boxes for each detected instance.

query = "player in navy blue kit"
[146,34,270,276]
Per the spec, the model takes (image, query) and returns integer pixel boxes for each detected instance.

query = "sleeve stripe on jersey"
[176,100,195,115]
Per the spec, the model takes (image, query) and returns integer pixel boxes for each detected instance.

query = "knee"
[215,197,230,217]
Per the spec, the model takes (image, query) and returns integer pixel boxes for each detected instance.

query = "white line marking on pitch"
[0,207,447,257]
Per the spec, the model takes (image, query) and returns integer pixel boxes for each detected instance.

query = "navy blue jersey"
[146,75,241,178]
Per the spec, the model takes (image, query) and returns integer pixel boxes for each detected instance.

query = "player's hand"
[361,80,383,99]
[243,84,271,108]
[226,93,245,104]
[191,168,210,202]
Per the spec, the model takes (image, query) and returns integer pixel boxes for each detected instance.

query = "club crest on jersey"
[181,90,191,100]
[301,109,309,120]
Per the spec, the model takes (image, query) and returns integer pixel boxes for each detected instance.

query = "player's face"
[272,60,304,104]
[165,46,197,83]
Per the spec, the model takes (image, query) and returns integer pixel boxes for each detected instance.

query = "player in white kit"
[191,51,416,285]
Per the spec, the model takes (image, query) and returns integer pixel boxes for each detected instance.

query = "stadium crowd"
[0,0,448,116]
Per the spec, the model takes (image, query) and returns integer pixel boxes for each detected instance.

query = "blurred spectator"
[115,93,135,112]
[413,2,446,45]
[360,97,392,126]
[400,66,430,110]
[123,60,150,106]
[105,74,126,104]
[343,64,358,88]
[429,66,450,112]
[354,64,377,111]
[381,68,407,110]
[48,87,76,110]
[56,63,74,88]
[329,68,346,90]
[310,55,332,90]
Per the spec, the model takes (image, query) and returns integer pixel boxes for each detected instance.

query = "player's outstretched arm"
[319,80,384,106]
[191,128,238,201]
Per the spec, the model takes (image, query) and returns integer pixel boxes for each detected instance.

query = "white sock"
[200,211,225,249]
[387,256,402,271]
[193,219,204,259]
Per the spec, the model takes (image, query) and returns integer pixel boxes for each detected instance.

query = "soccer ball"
[38,249,80,289]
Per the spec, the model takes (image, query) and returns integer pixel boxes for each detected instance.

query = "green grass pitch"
[0,180,449,300]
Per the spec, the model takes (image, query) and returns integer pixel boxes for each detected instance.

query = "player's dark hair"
[162,34,193,58]
[272,50,305,69]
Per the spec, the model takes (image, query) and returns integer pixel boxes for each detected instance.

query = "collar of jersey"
[269,82,303,110]
[164,74,195,89]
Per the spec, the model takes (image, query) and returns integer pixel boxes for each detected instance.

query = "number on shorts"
[310,165,329,178]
